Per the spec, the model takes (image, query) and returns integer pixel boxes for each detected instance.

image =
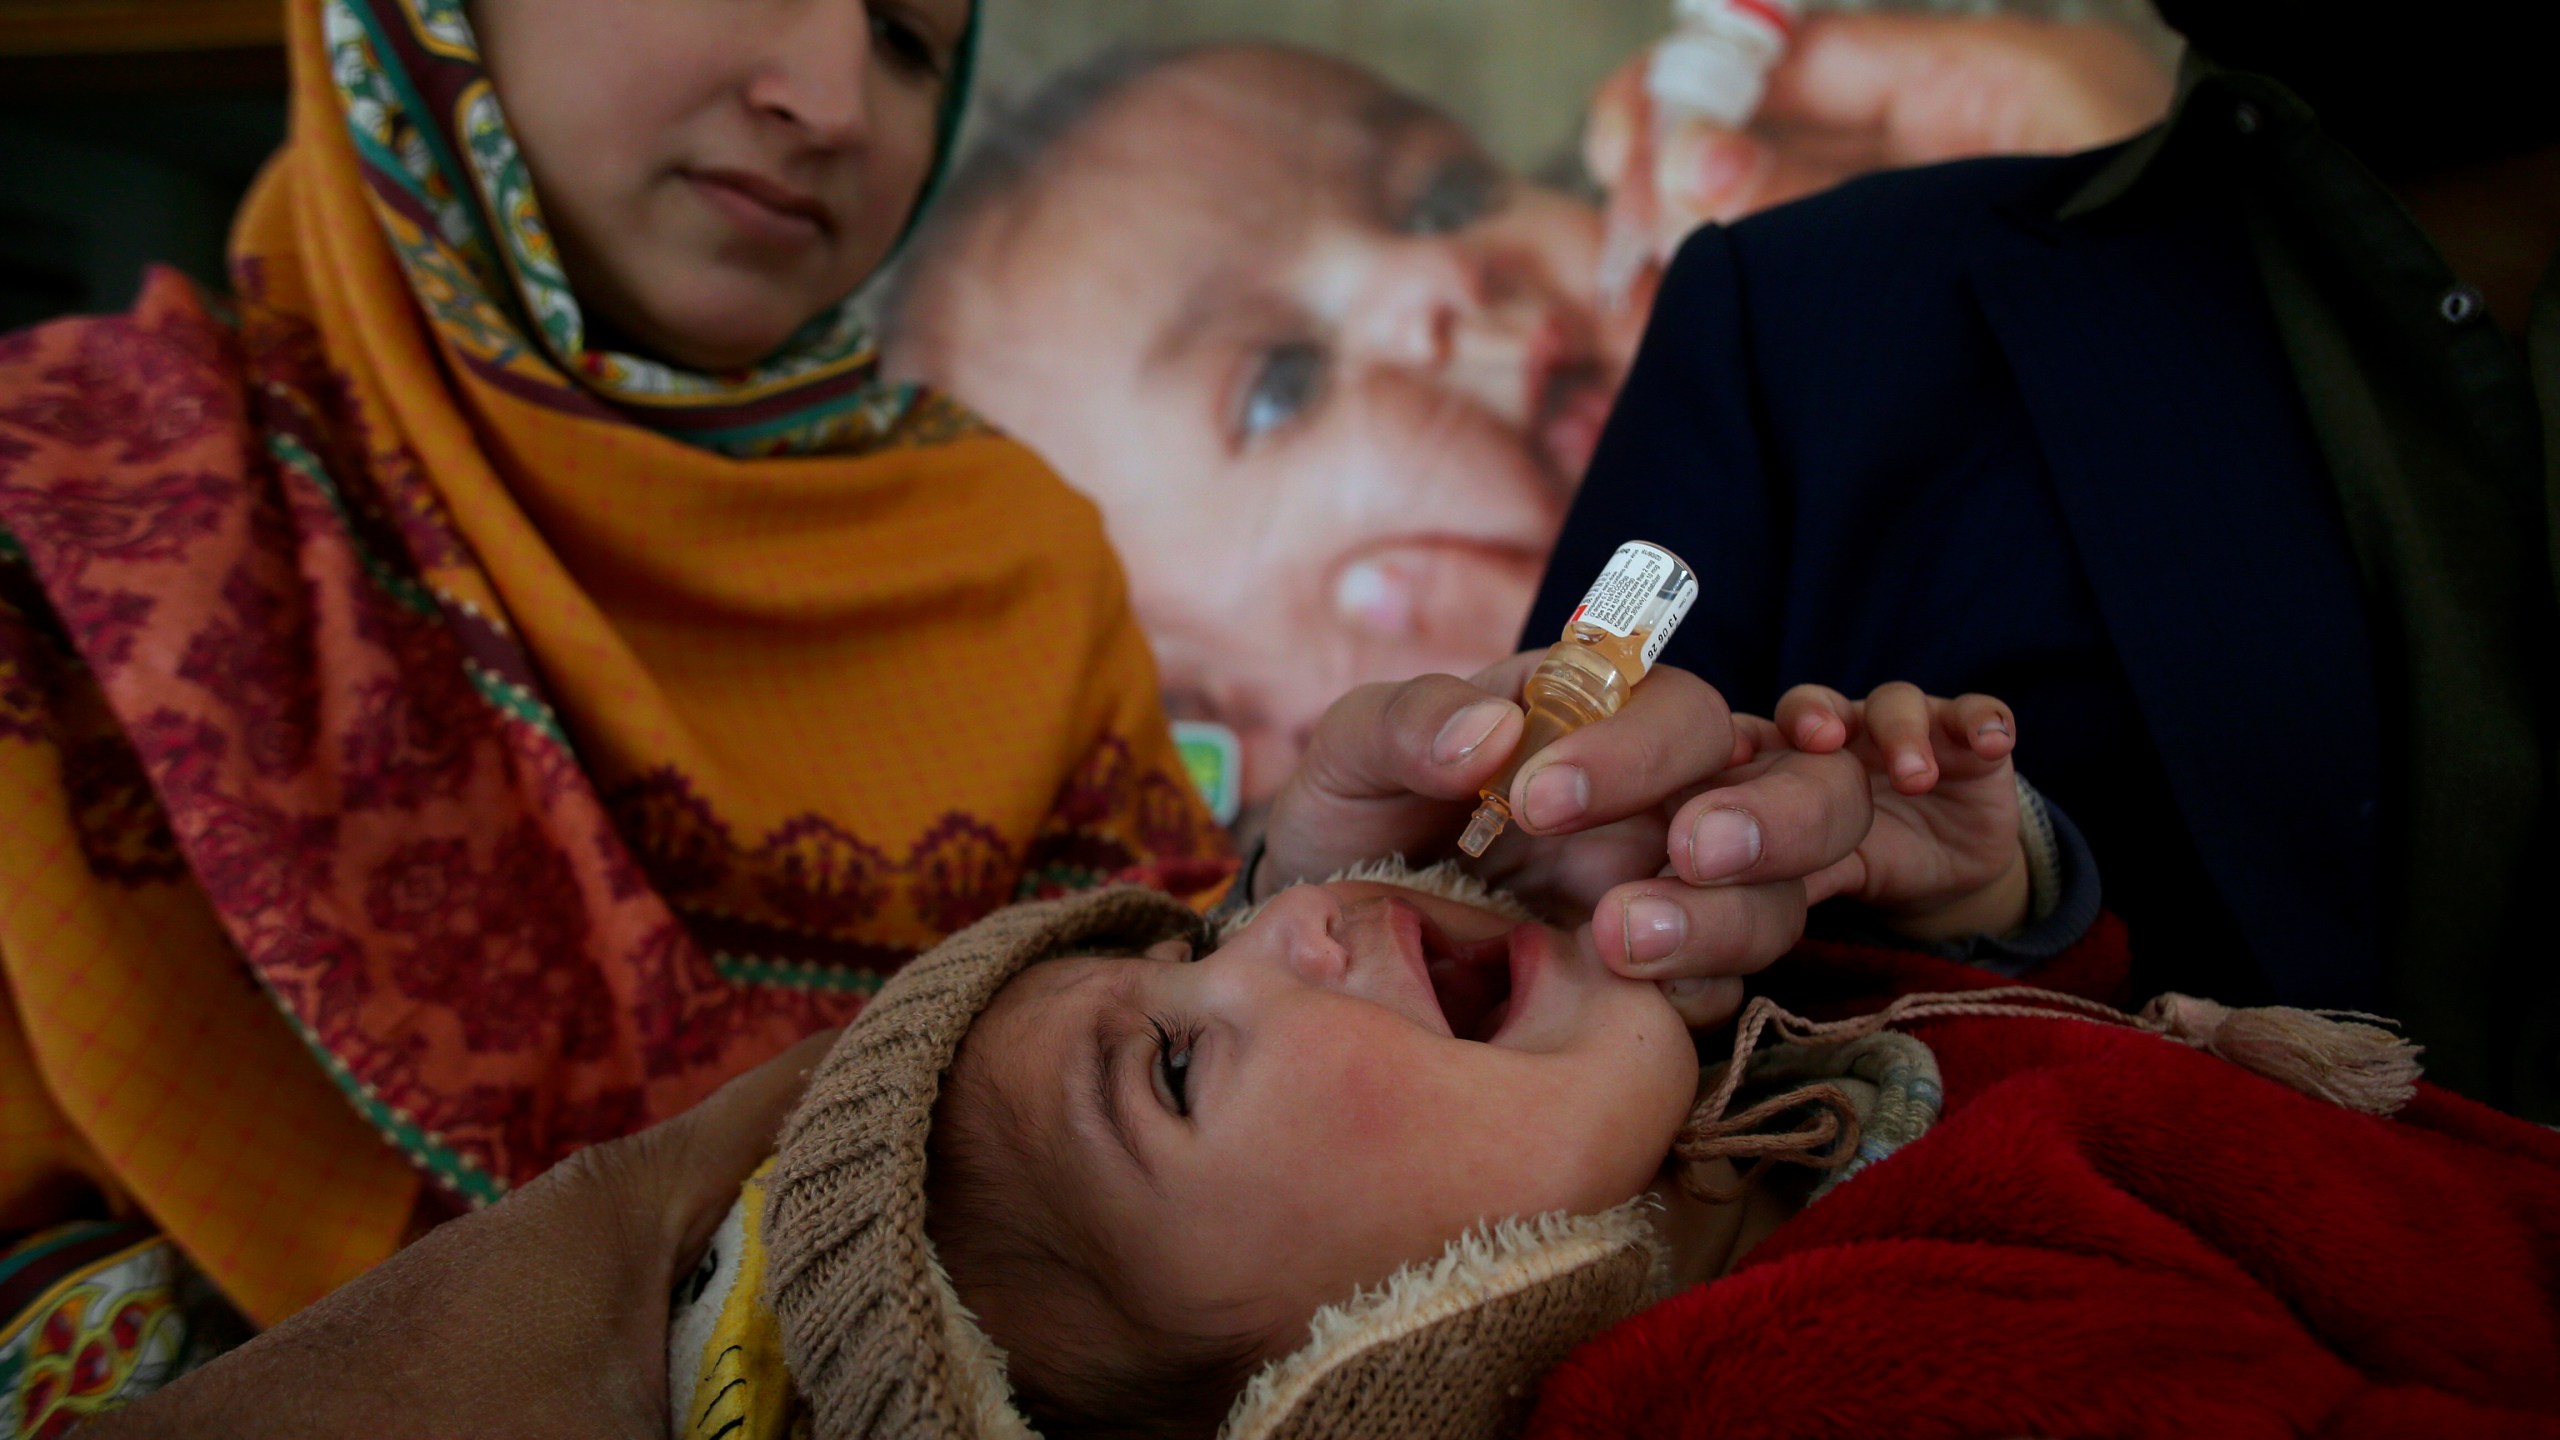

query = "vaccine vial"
[1647,0,1807,130]
[1458,542,1701,858]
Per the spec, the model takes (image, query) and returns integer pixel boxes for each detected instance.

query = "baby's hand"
[1746,682,2028,944]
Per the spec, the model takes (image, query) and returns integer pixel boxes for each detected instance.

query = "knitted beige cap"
[763,881,1663,1440]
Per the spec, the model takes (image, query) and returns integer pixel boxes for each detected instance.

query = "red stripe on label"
[1729,0,1796,39]
[1571,604,1589,625]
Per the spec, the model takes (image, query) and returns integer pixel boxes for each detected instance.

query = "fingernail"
[1623,896,1688,969]
[1978,718,2012,738]
[1521,763,1591,831]
[1794,712,1829,747]
[1687,807,1762,881]
[1665,977,1720,1005]
[1432,701,1513,766]
[1892,752,1931,781]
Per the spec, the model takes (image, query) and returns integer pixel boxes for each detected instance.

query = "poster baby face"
[890,1,2175,808]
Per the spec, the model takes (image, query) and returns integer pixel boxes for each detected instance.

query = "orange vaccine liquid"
[1459,542,1701,857]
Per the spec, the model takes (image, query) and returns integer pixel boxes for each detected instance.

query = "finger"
[1302,672,1526,805]
[1507,666,1737,837]
[1590,876,1809,981]
[1803,849,1869,909]
[1762,13,2170,164]
[1663,975,1747,1030]
[1943,693,2018,771]
[1728,711,1785,765]
[1671,746,1871,885]
[1654,121,1774,227]
[1773,683,1854,752]
[1862,681,1938,794]
[1756,14,1917,143]
[1584,55,1652,193]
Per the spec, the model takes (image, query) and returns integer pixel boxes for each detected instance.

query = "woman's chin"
[596,288,818,374]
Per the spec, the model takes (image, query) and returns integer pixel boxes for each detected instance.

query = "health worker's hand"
[1586,12,2171,289]
[1257,655,1878,1030]
[83,1030,842,1440]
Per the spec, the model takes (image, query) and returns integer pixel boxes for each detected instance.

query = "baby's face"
[956,880,1695,1355]
[904,47,1648,802]
[473,0,966,370]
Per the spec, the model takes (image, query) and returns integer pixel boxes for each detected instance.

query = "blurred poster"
[886,0,2175,811]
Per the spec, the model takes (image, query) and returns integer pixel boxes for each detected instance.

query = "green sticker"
[1173,720,1243,827]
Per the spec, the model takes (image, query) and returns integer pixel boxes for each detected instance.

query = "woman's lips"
[685,168,832,248]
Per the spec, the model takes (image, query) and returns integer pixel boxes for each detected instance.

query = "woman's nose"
[740,2,872,150]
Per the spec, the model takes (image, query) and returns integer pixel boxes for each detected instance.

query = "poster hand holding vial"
[1458,542,1701,858]
[1598,0,1807,302]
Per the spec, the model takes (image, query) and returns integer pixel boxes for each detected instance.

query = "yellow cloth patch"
[671,1162,802,1440]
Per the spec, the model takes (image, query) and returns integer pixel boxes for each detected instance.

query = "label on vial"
[1567,542,1700,674]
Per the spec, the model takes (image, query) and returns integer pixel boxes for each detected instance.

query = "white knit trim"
[1214,1202,1659,1440]
[1217,856,1539,942]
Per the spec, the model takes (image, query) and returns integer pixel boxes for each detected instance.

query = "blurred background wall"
[971,0,2172,175]
[0,3,286,329]
[0,0,2169,330]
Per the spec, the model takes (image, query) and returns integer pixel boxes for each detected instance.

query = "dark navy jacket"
[1526,149,2382,1011]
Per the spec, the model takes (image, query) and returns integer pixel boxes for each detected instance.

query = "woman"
[0,0,1229,1411]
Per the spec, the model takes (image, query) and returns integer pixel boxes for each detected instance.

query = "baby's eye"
[1239,342,1324,444]
[1148,1015,1198,1118]
[868,7,943,79]
[1401,155,1507,237]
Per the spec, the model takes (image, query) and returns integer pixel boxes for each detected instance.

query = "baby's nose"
[1253,885,1353,989]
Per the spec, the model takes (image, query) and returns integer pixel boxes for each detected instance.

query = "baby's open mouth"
[1419,916,1516,1043]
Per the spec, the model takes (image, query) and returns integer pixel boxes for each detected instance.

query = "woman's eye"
[1239,342,1324,444]
[1149,1016,1198,1118]
[1401,155,1506,236]
[869,9,942,79]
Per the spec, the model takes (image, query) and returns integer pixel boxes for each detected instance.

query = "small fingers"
[1861,681,1938,793]
[1728,711,1786,766]
[1670,746,1872,886]
[1943,692,2018,771]
[1774,683,1855,752]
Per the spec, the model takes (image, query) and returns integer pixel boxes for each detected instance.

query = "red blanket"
[1529,932,2560,1439]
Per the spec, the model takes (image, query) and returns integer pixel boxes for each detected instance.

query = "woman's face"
[897,48,1647,803]
[473,0,968,370]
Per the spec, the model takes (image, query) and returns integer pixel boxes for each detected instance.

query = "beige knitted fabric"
[765,886,1208,1440]
[762,879,1666,1440]
[1217,1206,1661,1440]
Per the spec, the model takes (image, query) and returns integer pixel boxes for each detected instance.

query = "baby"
[669,690,2060,1439]
[670,695,2551,1440]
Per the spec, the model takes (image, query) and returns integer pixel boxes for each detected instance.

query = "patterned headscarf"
[325,0,980,455]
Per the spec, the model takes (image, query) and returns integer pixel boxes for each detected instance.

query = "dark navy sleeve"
[1526,225,1785,714]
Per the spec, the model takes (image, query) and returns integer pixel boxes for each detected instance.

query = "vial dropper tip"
[1458,804,1507,859]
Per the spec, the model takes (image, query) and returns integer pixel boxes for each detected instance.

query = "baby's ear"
[1142,938,1195,964]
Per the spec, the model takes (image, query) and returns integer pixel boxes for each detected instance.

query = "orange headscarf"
[0,0,1227,1325]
